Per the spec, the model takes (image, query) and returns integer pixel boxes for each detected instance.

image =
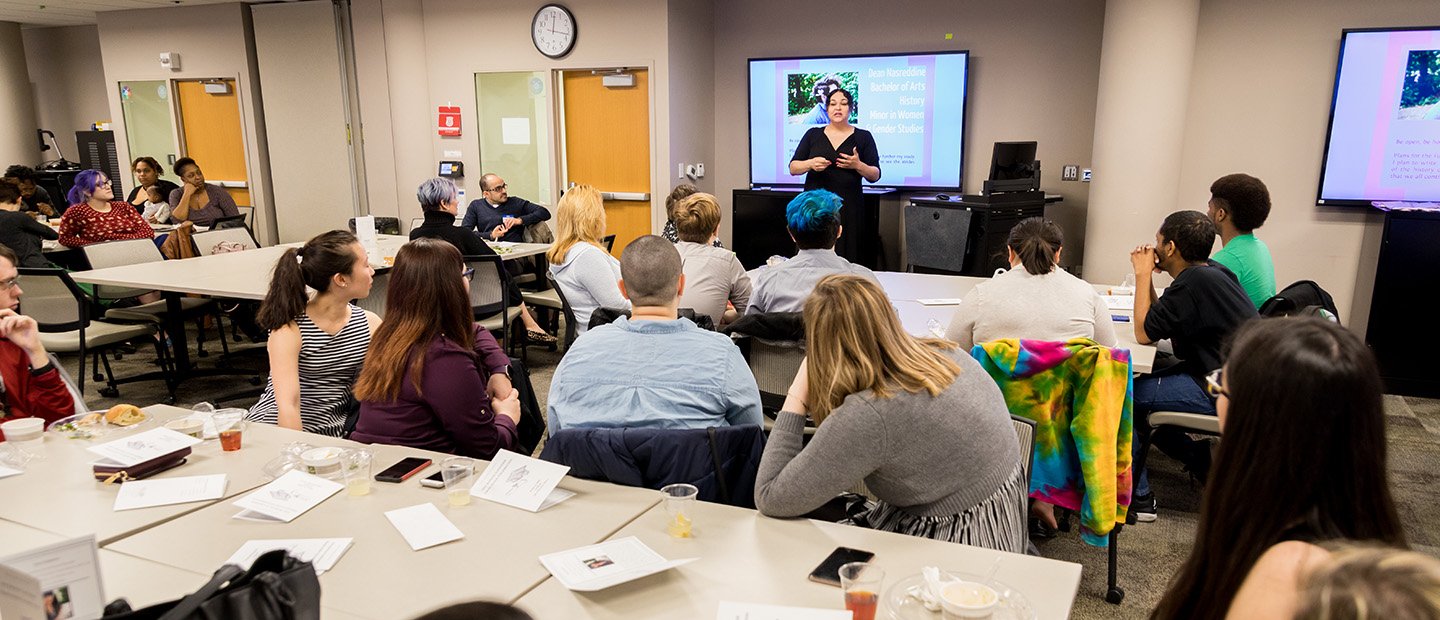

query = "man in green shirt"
[1207,173,1276,308]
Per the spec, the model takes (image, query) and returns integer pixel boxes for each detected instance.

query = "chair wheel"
[1106,587,1125,604]
[197,350,209,358]
[113,352,124,360]
[99,387,120,398]
[93,372,104,381]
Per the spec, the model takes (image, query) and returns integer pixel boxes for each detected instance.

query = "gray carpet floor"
[58,324,1440,619]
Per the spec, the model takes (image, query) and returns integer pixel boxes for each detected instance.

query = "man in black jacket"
[460,174,551,243]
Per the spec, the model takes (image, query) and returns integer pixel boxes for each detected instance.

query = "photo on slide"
[786,72,858,124]
[1397,49,1440,120]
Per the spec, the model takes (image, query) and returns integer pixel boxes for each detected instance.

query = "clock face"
[532,4,576,59]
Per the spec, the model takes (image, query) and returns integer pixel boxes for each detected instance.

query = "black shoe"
[1132,493,1157,523]
[1029,517,1058,540]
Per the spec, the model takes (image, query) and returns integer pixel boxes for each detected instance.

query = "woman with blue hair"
[57,170,155,248]
[788,87,881,267]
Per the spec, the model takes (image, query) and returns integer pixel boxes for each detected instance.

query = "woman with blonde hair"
[1295,544,1440,620]
[547,184,628,333]
[754,274,1026,552]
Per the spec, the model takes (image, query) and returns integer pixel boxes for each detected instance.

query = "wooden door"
[562,69,650,257]
[175,79,250,205]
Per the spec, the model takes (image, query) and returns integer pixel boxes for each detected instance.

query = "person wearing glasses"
[409,178,555,344]
[0,245,76,437]
[1128,210,1256,522]
[461,174,551,243]
[352,238,521,459]
[57,170,155,247]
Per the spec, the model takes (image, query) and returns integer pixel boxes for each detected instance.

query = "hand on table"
[1130,244,1158,275]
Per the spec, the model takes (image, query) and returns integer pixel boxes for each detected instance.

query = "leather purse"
[93,447,191,483]
[102,550,322,620]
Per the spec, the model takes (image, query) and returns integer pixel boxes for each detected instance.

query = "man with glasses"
[461,174,552,243]
[0,245,75,437]
[1127,210,1257,522]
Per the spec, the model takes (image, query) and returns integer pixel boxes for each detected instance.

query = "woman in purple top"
[350,238,522,459]
[168,157,240,227]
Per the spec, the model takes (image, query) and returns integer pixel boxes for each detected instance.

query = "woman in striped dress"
[754,274,1027,553]
[247,230,381,436]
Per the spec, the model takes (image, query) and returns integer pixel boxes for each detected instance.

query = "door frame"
[553,64,658,229]
[170,76,255,196]
[115,79,183,185]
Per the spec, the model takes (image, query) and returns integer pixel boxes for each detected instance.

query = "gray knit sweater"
[755,349,1021,518]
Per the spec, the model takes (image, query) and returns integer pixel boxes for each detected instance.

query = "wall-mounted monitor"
[1317,26,1440,206]
[748,50,969,191]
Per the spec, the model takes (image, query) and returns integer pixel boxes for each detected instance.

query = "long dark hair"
[1152,317,1406,619]
[255,230,360,331]
[1007,217,1063,275]
[353,238,474,401]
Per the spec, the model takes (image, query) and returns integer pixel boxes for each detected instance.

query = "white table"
[106,441,660,619]
[876,271,1157,374]
[0,405,355,545]
[516,500,1082,620]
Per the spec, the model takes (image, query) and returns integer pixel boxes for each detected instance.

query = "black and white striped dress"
[246,305,371,437]
[848,464,1028,554]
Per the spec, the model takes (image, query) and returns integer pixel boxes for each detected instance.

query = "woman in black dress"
[788,88,881,266]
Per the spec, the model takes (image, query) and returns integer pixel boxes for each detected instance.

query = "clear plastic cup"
[660,483,699,538]
[343,449,373,496]
[214,411,246,451]
[441,457,475,506]
[839,562,884,620]
[2,419,45,459]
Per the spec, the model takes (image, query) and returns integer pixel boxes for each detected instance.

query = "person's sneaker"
[1132,493,1158,523]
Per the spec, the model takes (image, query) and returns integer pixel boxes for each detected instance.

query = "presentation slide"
[749,52,968,190]
[1319,28,1440,205]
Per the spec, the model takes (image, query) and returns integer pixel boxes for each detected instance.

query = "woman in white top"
[672,192,750,327]
[547,184,628,333]
[945,217,1117,350]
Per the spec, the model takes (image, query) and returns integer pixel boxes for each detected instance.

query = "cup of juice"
[343,449,374,496]
[441,457,475,506]
[839,562,883,620]
[660,483,698,538]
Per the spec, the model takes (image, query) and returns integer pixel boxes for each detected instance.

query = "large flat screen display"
[1318,27,1440,206]
[748,51,969,191]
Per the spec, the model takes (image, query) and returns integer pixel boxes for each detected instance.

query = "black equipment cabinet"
[1366,209,1440,398]
[906,192,1047,276]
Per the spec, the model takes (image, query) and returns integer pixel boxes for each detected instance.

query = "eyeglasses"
[1205,368,1228,399]
[0,275,20,290]
[484,184,507,193]
[462,267,475,282]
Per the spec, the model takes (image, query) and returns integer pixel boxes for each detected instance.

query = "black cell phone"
[374,457,432,483]
[807,546,875,587]
[420,471,445,488]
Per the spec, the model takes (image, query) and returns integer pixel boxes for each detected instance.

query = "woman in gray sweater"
[755,274,1026,552]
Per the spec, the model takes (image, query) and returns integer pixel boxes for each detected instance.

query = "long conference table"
[1,406,1085,619]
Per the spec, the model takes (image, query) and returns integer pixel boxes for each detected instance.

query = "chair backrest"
[747,338,806,412]
[235,204,255,229]
[49,352,87,413]
[409,217,425,233]
[1259,280,1340,322]
[546,271,579,348]
[81,238,164,300]
[211,214,250,231]
[354,270,390,318]
[17,268,88,332]
[539,425,766,508]
[523,219,555,244]
[463,254,508,319]
[192,227,259,256]
[602,234,616,252]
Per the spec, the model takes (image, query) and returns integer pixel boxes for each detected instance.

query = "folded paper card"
[539,536,695,592]
[232,470,343,523]
[225,538,353,575]
[87,427,201,467]
[715,602,852,620]
[114,474,228,511]
[471,449,571,512]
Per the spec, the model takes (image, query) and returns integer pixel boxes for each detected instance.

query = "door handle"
[600,191,649,201]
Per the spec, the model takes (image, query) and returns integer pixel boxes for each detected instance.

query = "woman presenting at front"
[788,88,881,265]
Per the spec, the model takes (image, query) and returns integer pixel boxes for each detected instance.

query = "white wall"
[22,25,109,150]
[666,0,715,198]
[0,22,38,166]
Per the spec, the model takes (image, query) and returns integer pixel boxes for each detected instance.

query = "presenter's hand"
[1130,244,1157,274]
[805,157,831,172]
[835,148,861,169]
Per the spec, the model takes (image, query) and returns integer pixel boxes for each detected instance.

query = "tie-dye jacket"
[972,338,1133,546]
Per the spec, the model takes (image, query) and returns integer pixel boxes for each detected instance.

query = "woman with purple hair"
[58,170,155,248]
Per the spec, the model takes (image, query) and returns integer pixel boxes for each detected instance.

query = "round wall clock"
[532,4,577,59]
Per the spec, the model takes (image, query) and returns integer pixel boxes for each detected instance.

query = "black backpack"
[1259,280,1340,322]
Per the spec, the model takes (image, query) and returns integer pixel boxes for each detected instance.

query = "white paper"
[0,464,22,480]
[0,563,44,620]
[354,215,380,264]
[224,538,352,576]
[1102,295,1135,311]
[0,536,105,620]
[87,427,201,467]
[470,449,570,512]
[113,474,228,511]
[538,536,696,592]
[384,503,464,551]
[715,601,852,620]
[539,488,577,511]
[501,117,531,145]
[917,298,963,306]
[231,470,343,523]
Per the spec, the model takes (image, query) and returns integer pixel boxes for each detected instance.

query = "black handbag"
[102,550,321,620]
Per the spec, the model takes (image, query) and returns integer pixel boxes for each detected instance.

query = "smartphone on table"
[420,471,445,488]
[807,546,876,587]
[373,457,432,483]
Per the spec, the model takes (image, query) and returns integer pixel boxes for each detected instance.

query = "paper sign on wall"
[438,105,462,137]
[501,117,531,145]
